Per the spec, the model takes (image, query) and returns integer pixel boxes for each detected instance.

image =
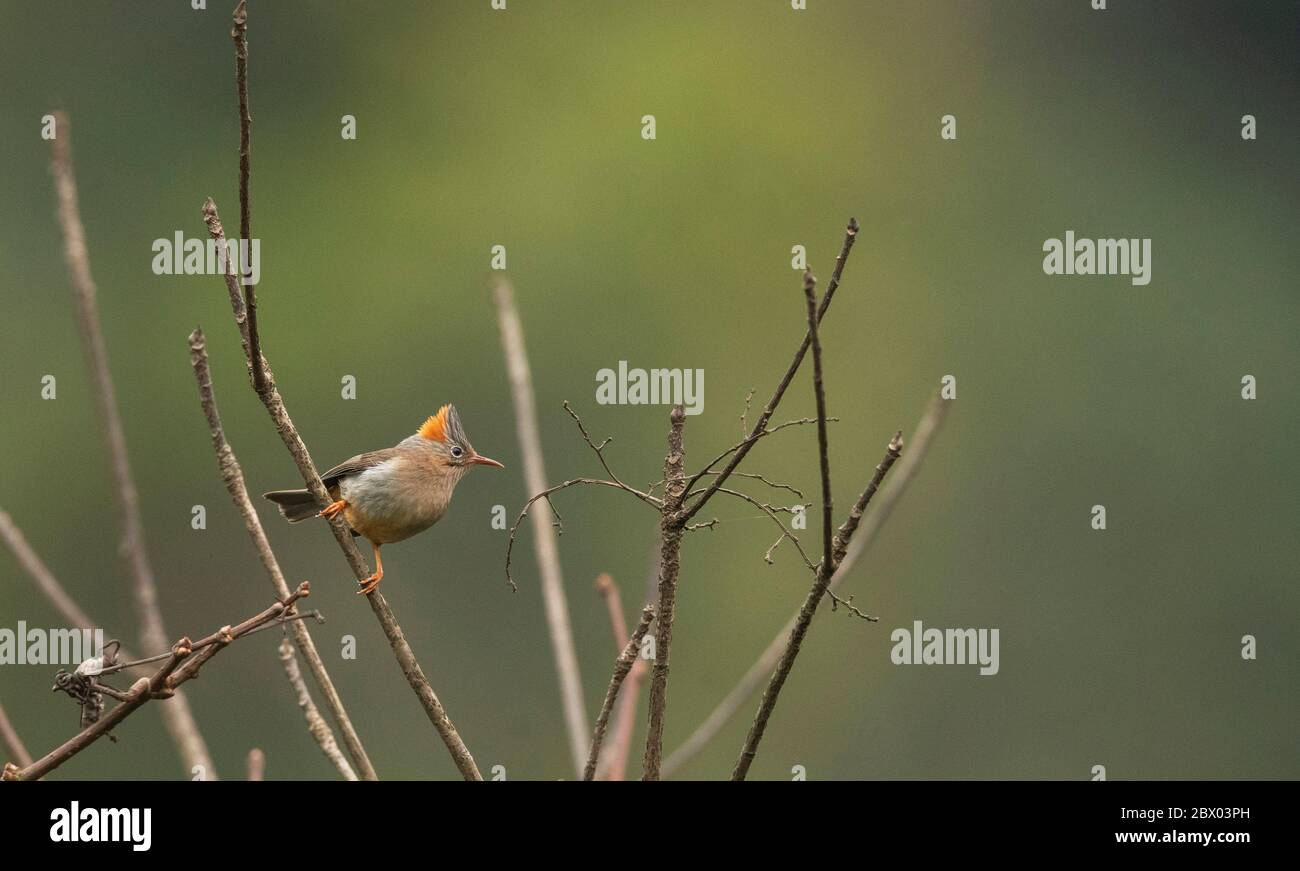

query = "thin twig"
[663,393,946,777]
[201,199,481,781]
[189,328,376,780]
[49,112,216,779]
[0,702,33,768]
[584,605,655,780]
[504,478,660,592]
[684,417,835,495]
[562,402,656,504]
[278,637,358,781]
[695,487,817,571]
[94,611,321,677]
[642,405,687,780]
[802,267,835,568]
[731,432,904,780]
[678,217,860,524]
[4,584,310,782]
[490,276,590,777]
[231,0,264,394]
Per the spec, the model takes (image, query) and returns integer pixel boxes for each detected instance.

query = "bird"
[263,404,503,596]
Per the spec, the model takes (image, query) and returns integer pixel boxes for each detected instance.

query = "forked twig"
[4,585,311,782]
[663,394,947,777]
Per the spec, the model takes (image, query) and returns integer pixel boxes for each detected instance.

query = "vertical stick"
[642,405,686,780]
[231,0,265,393]
[491,276,590,777]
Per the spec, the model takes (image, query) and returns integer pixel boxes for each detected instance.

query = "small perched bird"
[264,404,503,595]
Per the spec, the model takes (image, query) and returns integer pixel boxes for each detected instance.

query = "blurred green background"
[1,0,1296,780]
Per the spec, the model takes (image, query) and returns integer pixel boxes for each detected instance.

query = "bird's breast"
[337,455,455,544]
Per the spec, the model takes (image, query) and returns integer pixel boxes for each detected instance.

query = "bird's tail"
[263,489,320,523]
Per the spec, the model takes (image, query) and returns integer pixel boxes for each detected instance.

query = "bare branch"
[189,327,376,780]
[802,267,835,568]
[833,431,904,567]
[679,217,860,524]
[731,432,905,780]
[663,393,947,777]
[490,275,589,777]
[5,584,310,782]
[0,702,33,768]
[642,405,687,780]
[202,198,481,781]
[49,112,216,779]
[584,605,655,780]
[278,637,358,781]
[824,590,878,622]
[230,0,265,394]
[680,470,805,500]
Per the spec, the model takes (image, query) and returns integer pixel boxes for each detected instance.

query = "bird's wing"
[320,448,401,487]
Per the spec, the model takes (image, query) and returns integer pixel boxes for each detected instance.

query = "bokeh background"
[0,0,1296,780]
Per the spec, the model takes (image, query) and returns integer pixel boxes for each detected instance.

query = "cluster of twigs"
[3,584,313,782]
[498,215,949,780]
[0,1,947,782]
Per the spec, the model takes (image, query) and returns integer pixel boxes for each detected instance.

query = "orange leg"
[319,499,347,520]
[357,545,383,596]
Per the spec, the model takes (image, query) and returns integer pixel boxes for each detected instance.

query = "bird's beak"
[471,454,504,469]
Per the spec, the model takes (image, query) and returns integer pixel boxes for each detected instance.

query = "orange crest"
[419,405,452,442]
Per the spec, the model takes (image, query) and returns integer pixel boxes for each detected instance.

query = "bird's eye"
[450,445,464,458]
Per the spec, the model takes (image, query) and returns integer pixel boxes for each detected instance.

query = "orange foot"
[357,572,383,596]
[319,499,347,520]
[357,545,383,596]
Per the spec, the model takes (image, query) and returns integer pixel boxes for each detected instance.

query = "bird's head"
[417,404,504,473]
